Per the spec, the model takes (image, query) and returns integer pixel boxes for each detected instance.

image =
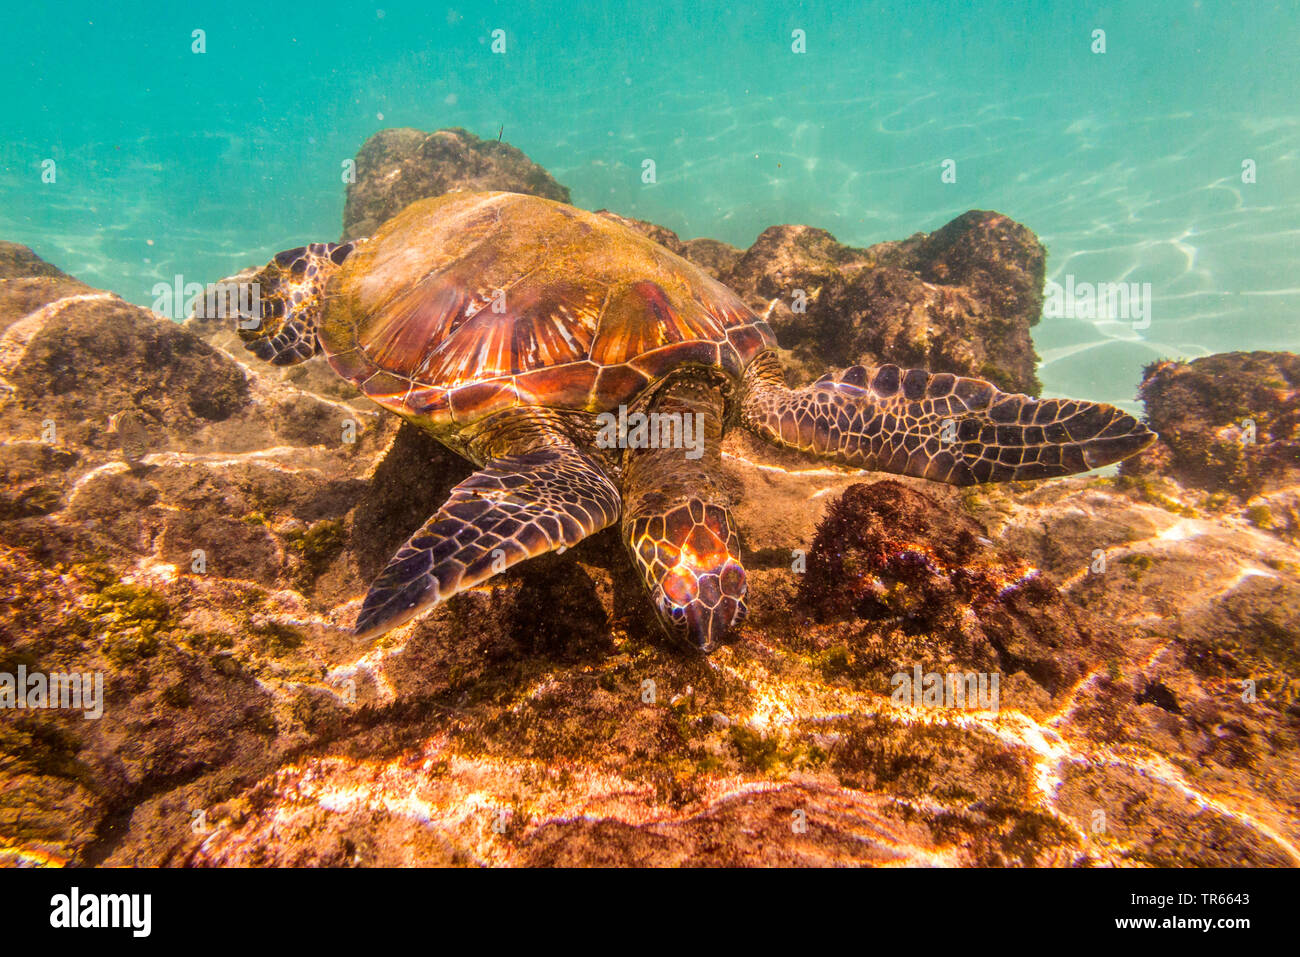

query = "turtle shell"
[319,191,776,432]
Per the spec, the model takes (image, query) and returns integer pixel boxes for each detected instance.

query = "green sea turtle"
[240,191,1154,652]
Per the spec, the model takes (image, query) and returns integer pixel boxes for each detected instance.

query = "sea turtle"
[239,191,1154,652]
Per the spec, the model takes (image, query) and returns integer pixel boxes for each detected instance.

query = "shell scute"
[448,380,520,425]
[359,370,413,404]
[516,361,601,411]
[725,322,777,360]
[630,340,722,381]
[592,365,653,410]
[406,386,451,419]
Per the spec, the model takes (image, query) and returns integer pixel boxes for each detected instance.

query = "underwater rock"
[797,480,1099,702]
[2,293,248,451]
[722,214,1045,394]
[899,210,1049,338]
[966,475,1300,866]
[342,127,571,241]
[1123,351,1300,498]
[0,241,75,281]
[1244,487,1300,545]
[0,242,96,330]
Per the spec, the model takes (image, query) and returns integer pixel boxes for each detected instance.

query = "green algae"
[814,644,854,679]
[249,619,304,657]
[284,519,346,578]
[86,581,172,665]
[1245,504,1273,528]
[1115,475,1200,517]
[160,682,192,707]
[728,725,826,775]
[1118,553,1156,581]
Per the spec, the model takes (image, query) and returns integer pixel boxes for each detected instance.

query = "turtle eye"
[669,605,687,624]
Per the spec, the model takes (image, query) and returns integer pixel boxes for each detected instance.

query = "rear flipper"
[353,442,621,639]
[741,354,1156,486]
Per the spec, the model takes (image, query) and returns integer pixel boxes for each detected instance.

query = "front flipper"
[742,353,1156,486]
[354,443,620,639]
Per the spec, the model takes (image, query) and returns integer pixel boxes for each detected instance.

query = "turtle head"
[239,241,358,365]
[626,501,748,653]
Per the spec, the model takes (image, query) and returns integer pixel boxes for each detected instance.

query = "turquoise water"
[2,0,1297,408]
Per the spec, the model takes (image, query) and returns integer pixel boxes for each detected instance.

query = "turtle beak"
[686,608,715,653]
[682,591,747,654]
[660,561,748,654]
